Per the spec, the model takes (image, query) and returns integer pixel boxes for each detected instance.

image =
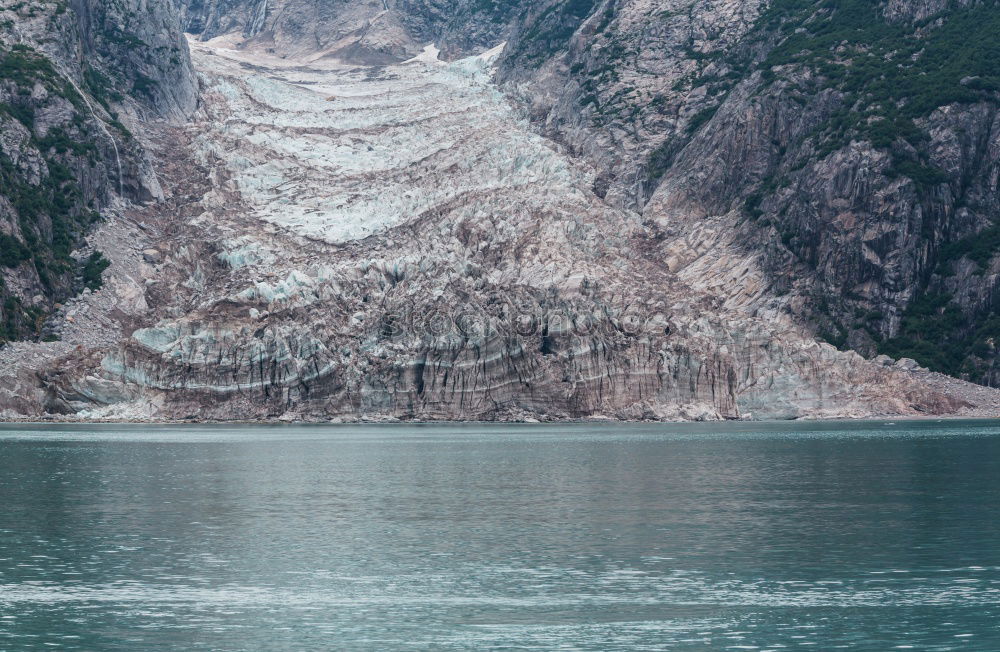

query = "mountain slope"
[172,0,1000,386]
[496,0,1000,386]
[0,0,196,345]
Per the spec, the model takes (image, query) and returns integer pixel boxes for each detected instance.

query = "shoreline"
[2,413,998,426]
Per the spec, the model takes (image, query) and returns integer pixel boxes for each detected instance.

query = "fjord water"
[1,422,999,650]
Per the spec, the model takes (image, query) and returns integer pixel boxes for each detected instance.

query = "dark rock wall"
[494,0,1000,386]
[0,0,196,344]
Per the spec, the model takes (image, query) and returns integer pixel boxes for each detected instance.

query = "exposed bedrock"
[497,0,1000,385]
[0,0,196,346]
[177,0,524,63]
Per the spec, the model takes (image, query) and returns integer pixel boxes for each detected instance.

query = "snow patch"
[477,41,507,65]
[404,43,442,64]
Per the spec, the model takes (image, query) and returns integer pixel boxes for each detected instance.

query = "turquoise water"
[1,420,999,650]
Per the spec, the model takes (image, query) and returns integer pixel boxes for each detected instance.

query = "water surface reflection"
[1,421,998,650]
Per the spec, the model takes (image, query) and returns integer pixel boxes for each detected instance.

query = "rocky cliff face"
[177,0,525,62]
[485,0,1000,387]
[67,0,198,121]
[0,0,196,344]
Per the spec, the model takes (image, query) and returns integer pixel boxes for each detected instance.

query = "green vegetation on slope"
[510,0,599,66]
[81,251,110,291]
[879,291,1000,382]
[758,0,1000,157]
[877,217,1000,384]
[734,0,1000,382]
[0,44,108,344]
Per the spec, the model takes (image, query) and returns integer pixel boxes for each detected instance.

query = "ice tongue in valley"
[25,40,1000,422]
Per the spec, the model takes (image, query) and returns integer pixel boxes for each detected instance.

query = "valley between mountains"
[2,33,997,421]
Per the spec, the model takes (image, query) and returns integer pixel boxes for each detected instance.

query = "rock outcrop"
[67,0,198,121]
[0,0,195,344]
[494,0,1000,386]
[178,0,524,62]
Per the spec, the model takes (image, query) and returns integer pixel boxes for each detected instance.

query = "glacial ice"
[193,41,591,245]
